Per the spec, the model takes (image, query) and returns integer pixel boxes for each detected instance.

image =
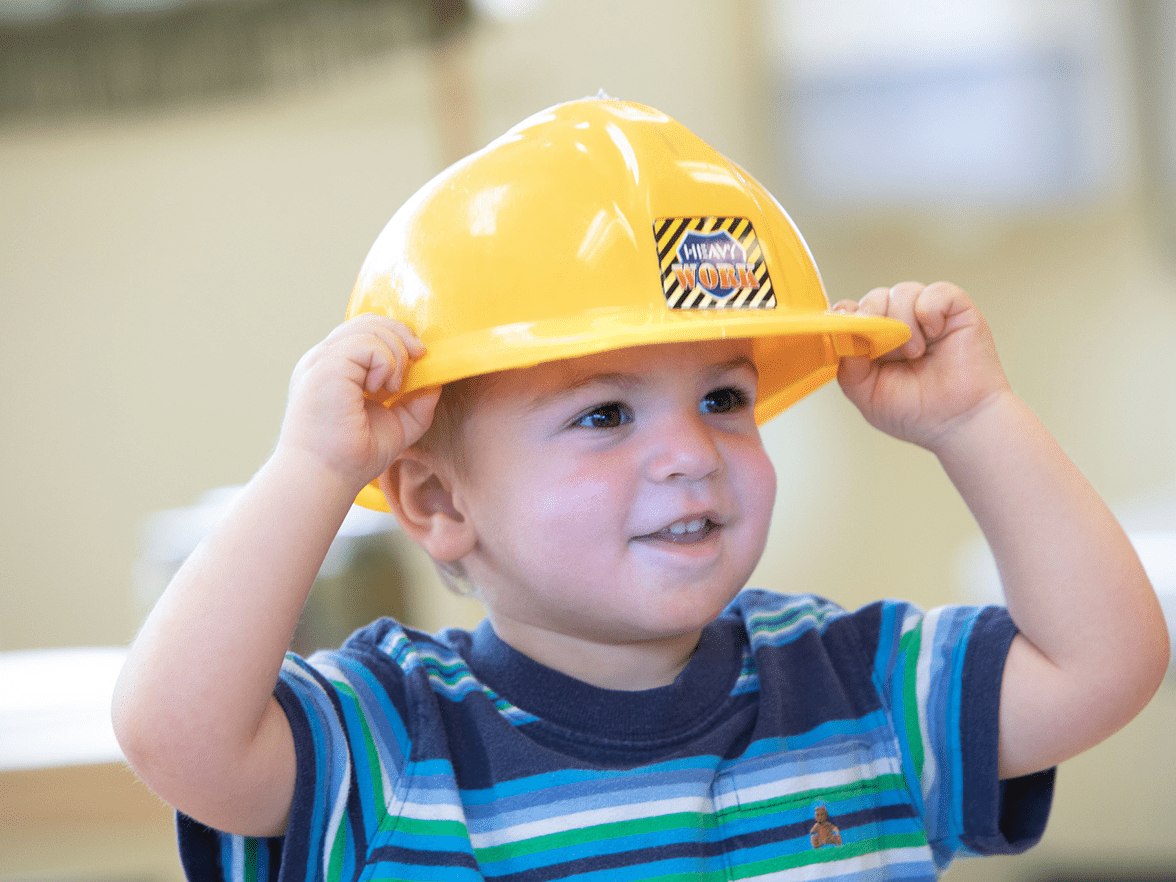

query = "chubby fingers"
[839,282,970,363]
[321,313,426,400]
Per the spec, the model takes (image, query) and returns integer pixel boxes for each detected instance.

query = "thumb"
[364,387,442,466]
[837,354,874,392]
[395,387,443,448]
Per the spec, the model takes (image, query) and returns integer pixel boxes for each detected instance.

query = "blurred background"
[1,0,1173,879]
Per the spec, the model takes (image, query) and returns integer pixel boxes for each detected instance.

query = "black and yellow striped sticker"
[654,217,776,310]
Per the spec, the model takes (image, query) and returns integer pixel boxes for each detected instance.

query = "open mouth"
[639,517,720,545]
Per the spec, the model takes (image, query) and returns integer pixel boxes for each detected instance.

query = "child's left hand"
[837,281,1168,780]
[833,281,1011,451]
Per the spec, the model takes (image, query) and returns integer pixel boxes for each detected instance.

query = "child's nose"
[644,412,722,482]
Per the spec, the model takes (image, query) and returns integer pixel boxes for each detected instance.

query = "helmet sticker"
[654,217,776,310]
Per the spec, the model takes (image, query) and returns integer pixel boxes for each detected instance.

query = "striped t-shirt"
[178,589,1054,881]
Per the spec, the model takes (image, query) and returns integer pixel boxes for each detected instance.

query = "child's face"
[449,338,777,656]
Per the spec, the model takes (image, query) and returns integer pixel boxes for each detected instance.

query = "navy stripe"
[368,845,481,869]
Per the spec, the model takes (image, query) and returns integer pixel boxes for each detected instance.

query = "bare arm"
[933,389,1165,778]
[112,315,438,837]
[836,282,1169,780]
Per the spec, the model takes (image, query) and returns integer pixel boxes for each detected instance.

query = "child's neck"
[486,615,700,691]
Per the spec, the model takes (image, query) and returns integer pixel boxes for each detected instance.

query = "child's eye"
[700,387,749,415]
[571,402,632,429]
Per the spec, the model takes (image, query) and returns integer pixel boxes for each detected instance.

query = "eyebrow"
[522,371,637,413]
[711,355,759,380]
[524,354,758,412]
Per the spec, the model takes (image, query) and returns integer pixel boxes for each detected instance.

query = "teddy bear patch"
[809,804,842,849]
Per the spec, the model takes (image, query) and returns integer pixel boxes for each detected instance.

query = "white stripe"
[754,845,932,881]
[397,797,470,824]
[914,607,938,808]
[300,659,354,879]
[726,753,902,808]
[321,744,352,876]
[467,793,712,849]
[228,833,245,879]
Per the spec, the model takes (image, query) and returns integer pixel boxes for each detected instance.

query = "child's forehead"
[475,338,758,402]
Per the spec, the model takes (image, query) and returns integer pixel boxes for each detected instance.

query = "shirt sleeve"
[177,641,416,882]
[869,602,1055,870]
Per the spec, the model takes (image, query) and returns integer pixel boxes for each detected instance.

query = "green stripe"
[751,601,838,635]
[718,773,909,821]
[898,623,925,778]
[475,810,714,863]
[475,827,928,882]
[394,815,472,839]
[242,836,258,882]
[326,682,390,878]
[614,871,728,882]
[334,681,389,810]
[327,812,347,880]
[729,831,929,878]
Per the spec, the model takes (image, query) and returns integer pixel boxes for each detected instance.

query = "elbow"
[1116,561,1171,709]
[110,671,156,783]
[1142,602,1170,698]
[111,676,209,818]
[1085,575,1170,735]
[110,664,180,795]
[1123,578,1170,711]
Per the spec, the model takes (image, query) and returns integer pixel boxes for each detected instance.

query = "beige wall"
[1,1,1173,879]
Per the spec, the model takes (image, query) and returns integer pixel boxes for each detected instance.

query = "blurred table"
[0,647,184,881]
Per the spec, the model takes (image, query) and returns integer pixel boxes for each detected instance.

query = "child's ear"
[379,454,476,563]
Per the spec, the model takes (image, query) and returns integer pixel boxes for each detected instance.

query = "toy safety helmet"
[349,96,909,511]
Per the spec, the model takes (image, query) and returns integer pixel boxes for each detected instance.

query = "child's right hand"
[113,313,439,840]
[276,313,441,493]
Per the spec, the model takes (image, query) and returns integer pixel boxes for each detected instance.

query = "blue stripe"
[463,765,721,822]
[779,709,893,751]
[337,656,413,770]
[945,610,977,847]
[284,658,343,881]
[460,753,728,805]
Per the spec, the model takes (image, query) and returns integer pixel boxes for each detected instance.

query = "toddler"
[113,97,1168,881]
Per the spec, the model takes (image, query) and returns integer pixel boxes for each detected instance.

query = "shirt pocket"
[712,735,931,879]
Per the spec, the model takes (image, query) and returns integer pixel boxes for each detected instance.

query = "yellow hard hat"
[349,97,909,511]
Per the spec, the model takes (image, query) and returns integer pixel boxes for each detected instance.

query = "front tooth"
[687,519,704,533]
[669,521,688,535]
